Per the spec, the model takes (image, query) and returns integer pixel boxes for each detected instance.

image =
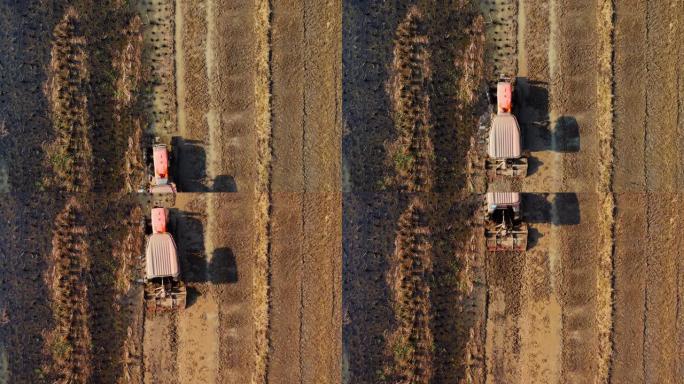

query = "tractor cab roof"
[149,184,177,195]
[153,144,170,181]
[487,192,521,208]
[488,114,521,159]
[145,233,179,279]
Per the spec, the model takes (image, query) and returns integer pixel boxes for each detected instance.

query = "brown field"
[1,0,683,383]
[343,0,684,383]
[0,0,339,383]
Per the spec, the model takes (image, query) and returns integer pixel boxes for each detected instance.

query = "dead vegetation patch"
[384,198,435,383]
[44,8,93,193]
[387,6,434,193]
[383,8,436,382]
[43,197,92,384]
[40,3,146,383]
[382,4,487,383]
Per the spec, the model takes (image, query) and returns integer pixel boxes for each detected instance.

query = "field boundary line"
[253,0,273,382]
[596,0,616,382]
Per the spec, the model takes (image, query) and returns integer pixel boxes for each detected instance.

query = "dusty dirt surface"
[268,0,341,382]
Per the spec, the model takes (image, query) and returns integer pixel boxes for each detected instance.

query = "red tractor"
[484,192,528,252]
[140,140,177,207]
[143,207,186,312]
[485,80,528,178]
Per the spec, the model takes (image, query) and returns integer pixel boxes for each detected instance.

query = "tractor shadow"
[171,210,206,285]
[209,247,238,284]
[523,193,580,250]
[172,137,237,192]
[516,78,580,175]
[523,193,581,225]
[170,210,238,309]
[527,227,543,249]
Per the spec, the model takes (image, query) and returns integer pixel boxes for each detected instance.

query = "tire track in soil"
[269,0,341,382]
[300,0,341,382]
[144,313,179,384]
[610,0,648,382]
[268,0,306,381]
[514,0,564,382]
[641,0,680,381]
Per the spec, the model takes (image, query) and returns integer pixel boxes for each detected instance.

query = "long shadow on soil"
[523,193,581,225]
[524,193,581,249]
[517,78,580,176]
[172,137,237,193]
[172,209,237,305]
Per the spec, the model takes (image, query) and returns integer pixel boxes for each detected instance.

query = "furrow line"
[253,0,273,382]
[596,0,616,382]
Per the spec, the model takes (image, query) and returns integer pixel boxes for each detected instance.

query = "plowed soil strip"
[551,1,604,382]
[300,0,342,383]
[269,0,306,381]
[269,0,341,383]
[515,0,565,383]
[610,1,647,382]
[642,0,680,381]
[204,1,264,382]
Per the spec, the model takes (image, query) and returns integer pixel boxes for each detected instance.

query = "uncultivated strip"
[253,0,273,382]
[384,6,435,382]
[45,8,92,192]
[596,0,615,382]
[45,198,92,384]
[387,6,433,193]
